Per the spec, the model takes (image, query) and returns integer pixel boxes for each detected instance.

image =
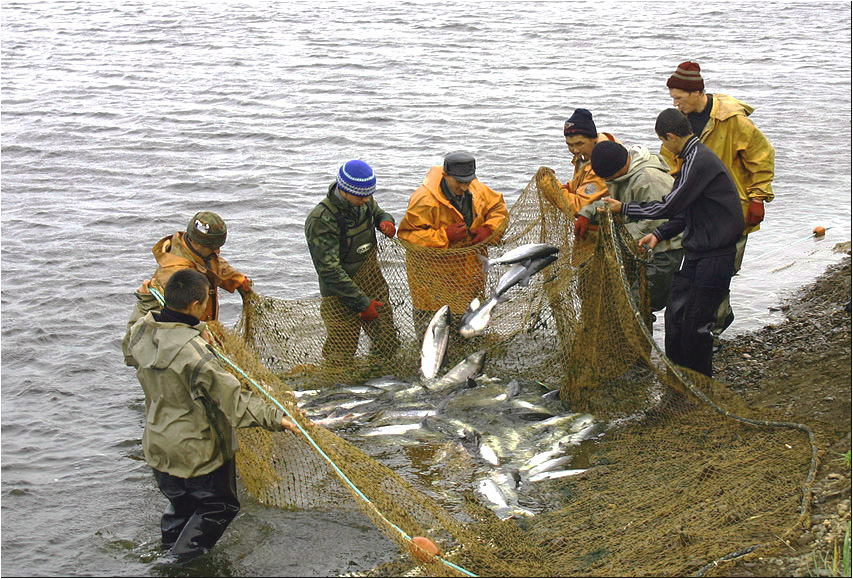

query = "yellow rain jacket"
[561,132,619,217]
[660,94,775,235]
[398,166,509,313]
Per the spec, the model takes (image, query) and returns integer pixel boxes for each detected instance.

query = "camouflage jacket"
[304,184,395,312]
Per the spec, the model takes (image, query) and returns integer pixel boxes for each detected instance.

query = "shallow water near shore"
[2,2,851,576]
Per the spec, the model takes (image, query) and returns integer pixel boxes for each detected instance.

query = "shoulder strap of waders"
[319,198,373,260]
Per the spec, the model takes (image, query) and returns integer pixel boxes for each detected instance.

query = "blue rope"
[146,286,476,577]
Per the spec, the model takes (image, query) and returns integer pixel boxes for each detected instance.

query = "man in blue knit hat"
[305,160,400,370]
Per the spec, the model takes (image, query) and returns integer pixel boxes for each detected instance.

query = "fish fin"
[478,253,491,275]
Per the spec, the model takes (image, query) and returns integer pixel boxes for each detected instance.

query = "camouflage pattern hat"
[186,211,227,248]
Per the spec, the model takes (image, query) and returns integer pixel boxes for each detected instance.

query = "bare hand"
[601,197,622,213]
[638,233,659,251]
[200,328,215,345]
[136,279,151,294]
[281,417,302,435]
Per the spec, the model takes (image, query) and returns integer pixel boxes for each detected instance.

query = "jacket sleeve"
[561,164,609,216]
[576,200,601,223]
[305,212,370,312]
[478,186,509,238]
[622,175,672,240]
[193,347,286,431]
[122,290,160,367]
[371,199,395,226]
[217,256,247,293]
[623,150,711,221]
[397,191,452,248]
[654,214,686,241]
[737,117,775,202]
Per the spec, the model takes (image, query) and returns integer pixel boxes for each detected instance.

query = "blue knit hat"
[336,160,376,197]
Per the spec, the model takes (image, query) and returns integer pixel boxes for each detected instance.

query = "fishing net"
[211,167,818,577]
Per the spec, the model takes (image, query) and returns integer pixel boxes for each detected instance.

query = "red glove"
[574,215,590,240]
[358,299,384,321]
[746,199,765,226]
[379,221,396,238]
[470,226,492,244]
[239,277,253,293]
[445,223,468,243]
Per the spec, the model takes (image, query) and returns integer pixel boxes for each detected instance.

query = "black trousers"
[152,458,240,559]
[664,254,735,377]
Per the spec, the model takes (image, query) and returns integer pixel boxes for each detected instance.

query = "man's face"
[341,190,372,207]
[669,88,705,114]
[192,242,220,258]
[565,135,596,162]
[444,175,471,196]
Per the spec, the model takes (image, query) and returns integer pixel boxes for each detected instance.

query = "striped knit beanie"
[336,160,376,197]
[666,61,704,92]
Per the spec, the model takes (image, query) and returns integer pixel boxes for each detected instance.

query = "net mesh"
[210,167,817,577]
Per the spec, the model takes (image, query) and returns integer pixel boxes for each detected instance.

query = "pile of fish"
[295,354,601,521]
[294,244,596,521]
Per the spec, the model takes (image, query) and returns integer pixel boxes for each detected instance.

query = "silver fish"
[527,468,587,482]
[494,253,559,297]
[475,469,534,520]
[358,423,424,437]
[525,455,573,477]
[421,305,451,380]
[458,295,504,338]
[479,243,560,275]
[426,350,487,391]
[479,441,501,466]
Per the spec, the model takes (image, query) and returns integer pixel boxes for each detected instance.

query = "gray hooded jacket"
[578,145,682,253]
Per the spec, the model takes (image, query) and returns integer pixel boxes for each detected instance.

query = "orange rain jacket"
[149,231,247,321]
[660,94,775,235]
[561,132,619,216]
[398,166,509,313]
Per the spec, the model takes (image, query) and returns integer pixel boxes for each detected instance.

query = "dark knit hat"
[666,61,704,92]
[563,108,597,138]
[186,211,227,248]
[590,141,630,179]
[443,151,477,183]
[336,160,376,197]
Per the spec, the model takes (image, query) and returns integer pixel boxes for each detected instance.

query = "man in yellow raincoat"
[398,152,509,336]
[663,61,775,338]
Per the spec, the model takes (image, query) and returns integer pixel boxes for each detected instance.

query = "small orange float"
[813,226,826,237]
[409,536,440,563]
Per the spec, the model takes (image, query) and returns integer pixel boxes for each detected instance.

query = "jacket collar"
[679,135,701,158]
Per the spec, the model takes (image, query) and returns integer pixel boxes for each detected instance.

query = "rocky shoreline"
[715,244,851,577]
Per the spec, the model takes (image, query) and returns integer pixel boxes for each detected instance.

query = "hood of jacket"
[609,145,671,185]
[127,312,209,370]
[711,93,755,122]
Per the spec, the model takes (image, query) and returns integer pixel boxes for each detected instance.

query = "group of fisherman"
[122,60,774,561]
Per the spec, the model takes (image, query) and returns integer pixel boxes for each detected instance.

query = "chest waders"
[320,198,376,279]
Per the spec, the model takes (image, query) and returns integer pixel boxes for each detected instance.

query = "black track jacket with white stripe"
[621,136,744,260]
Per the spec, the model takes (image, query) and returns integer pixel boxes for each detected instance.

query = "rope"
[600,210,821,576]
[147,287,477,577]
[742,227,833,265]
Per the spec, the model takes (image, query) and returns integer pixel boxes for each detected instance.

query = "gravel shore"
[715,244,851,577]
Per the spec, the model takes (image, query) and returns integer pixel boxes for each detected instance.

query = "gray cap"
[443,152,477,183]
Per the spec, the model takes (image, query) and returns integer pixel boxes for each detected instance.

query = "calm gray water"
[2,1,851,576]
